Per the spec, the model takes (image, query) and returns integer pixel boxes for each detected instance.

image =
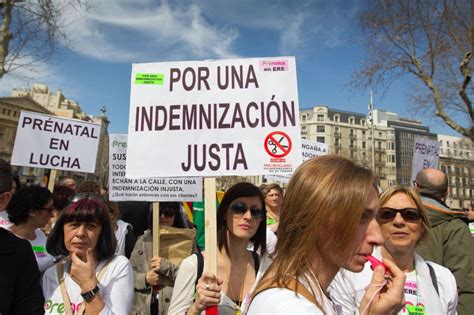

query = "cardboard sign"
[11,111,101,173]
[265,139,328,183]
[109,134,202,201]
[126,56,302,178]
[410,135,440,183]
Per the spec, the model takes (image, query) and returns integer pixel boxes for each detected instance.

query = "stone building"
[438,134,473,210]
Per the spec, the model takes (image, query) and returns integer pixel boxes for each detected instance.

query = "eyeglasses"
[68,193,105,204]
[39,206,55,212]
[230,202,265,220]
[376,207,422,223]
[160,208,176,218]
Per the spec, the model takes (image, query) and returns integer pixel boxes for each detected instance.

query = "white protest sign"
[126,56,302,178]
[265,139,328,184]
[11,111,101,173]
[109,134,202,202]
[410,135,440,183]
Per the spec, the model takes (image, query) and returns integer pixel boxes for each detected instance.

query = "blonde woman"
[248,155,405,314]
[330,186,458,314]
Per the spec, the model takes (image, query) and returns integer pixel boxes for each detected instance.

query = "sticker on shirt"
[406,304,426,315]
[32,245,47,257]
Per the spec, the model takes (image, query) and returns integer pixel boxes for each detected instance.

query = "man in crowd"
[59,175,77,191]
[414,168,474,315]
[0,159,12,228]
[0,159,44,314]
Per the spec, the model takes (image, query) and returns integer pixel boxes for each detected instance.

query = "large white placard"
[11,111,101,173]
[410,135,440,183]
[109,134,202,201]
[126,56,302,178]
[265,139,329,184]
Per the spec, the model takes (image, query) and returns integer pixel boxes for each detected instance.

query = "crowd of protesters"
[0,155,473,315]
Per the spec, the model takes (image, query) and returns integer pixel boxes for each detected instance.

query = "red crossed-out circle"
[264,131,292,158]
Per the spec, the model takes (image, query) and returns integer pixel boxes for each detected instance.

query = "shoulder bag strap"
[251,251,260,276]
[426,262,439,295]
[57,262,74,315]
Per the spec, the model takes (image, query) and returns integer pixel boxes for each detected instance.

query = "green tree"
[0,0,88,79]
[355,0,473,141]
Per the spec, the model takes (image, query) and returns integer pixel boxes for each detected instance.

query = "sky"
[0,0,462,136]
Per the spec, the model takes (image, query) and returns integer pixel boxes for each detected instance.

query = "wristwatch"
[81,285,100,302]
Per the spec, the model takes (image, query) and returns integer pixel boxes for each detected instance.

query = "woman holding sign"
[248,155,405,314]
[7,185,55,273]
[42,194,133,314]
[168,182,267,314]
[130,202,196,315]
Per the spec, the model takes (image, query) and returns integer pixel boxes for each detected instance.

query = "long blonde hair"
[258,155,375,311]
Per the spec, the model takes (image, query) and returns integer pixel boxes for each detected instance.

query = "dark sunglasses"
[230,202,265,220]
[160,208,176,218]
[377,207,422,223]
[68,193,105,204]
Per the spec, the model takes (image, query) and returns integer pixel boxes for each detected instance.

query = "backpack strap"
[251,278,316,306]
[426,262,439,295]
[57,258,113,315]
[251,251,260,276]
[195,252,204,287]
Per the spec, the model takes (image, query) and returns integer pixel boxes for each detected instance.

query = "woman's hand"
[70,248,98,293]
[145,256,162,286]
[359,259,405,315]
[188,272,223,315]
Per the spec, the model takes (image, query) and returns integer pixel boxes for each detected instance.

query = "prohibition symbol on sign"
[264,131,292,158]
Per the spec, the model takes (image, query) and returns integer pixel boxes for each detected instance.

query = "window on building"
[317,125,325,133]
[361,119,366,126]
[350,150,355,159]
[350,139,355,148]
[349,117,355,124]
[378,131,382,137]
[350,129,355,137]
[377,141,382,150]
[334,114,340,122]
[302,114,307,122]
[362,141,366,149]
[317,114,324,122]
[317,136,325,143]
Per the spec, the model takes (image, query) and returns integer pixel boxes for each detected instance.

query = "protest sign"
[410,135,440,183]
[11,111,101,173]
[265,139,328,184]
[109,134,202,201]
[126,56,302,178]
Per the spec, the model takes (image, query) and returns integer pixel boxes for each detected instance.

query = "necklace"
[227,259,248,315]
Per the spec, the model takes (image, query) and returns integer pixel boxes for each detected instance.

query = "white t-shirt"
[328,247,458,315]
[114,219,131,256]
[0,210,12,229]
[248,284,336,314]
[30,229,54,273]
[42,255,133,315]
[169,253,272,315]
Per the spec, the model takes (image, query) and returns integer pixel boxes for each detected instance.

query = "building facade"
[438,134,473,210]
[299,106,396,189]
[0,96,54,184]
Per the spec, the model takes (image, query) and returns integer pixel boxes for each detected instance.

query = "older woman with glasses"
[169,182,267,314]
[330,185,458,314]
[7,185,55,273]
[42,194,133,314]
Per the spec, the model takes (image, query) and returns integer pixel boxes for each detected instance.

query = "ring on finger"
[205,283,210,290]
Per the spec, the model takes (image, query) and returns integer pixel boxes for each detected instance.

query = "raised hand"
[360,258,405,315]
[70,248,98,293]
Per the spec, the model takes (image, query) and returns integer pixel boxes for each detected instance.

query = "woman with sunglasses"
[248,156,405,314]
[42,194,133,314]
[168,182,267,314]
[130,202,196,315]
[330,185,458,314]
[7,185,55,273]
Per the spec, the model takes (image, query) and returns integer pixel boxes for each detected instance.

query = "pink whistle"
[366,255,386,272]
